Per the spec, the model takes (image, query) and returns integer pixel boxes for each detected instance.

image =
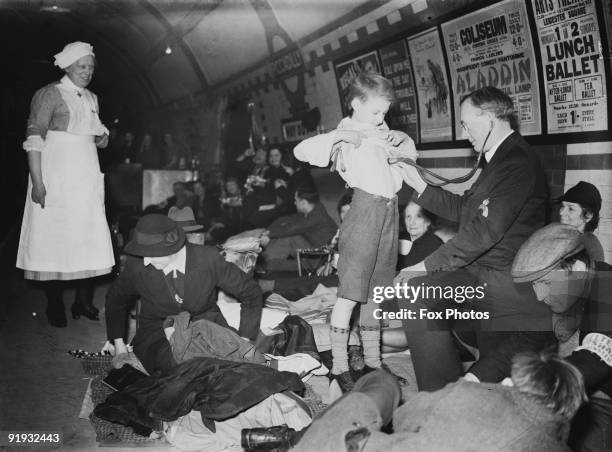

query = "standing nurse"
[17,42,115,327]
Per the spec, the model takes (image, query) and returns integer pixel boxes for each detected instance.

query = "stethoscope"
[388,124,493,187]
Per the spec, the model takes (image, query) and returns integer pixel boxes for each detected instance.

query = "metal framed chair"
[296,246,333,277]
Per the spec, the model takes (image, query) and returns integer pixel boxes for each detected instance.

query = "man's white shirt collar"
[144,246,186,277]
[484,130,514,163]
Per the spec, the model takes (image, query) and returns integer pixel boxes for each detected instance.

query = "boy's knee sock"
[330,325,351,374]
[360,325,381,368]
[360,302,382,368]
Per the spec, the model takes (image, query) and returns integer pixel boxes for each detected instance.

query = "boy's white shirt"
[294,117,415,198]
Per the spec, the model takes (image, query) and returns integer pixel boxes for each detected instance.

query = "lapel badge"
[478,198,490,218]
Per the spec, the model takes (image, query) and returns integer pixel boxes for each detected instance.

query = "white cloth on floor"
[217,291,288,332]
[165,393,312,451]
[79,379,94,419]
[265,284,337,324]
[264,353,328,379]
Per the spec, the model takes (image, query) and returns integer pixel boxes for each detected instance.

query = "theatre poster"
[531,0,607,133]
[407,28,453,142]
[334,51,382,116]
[379,39,420,142]
[441,0,541,138]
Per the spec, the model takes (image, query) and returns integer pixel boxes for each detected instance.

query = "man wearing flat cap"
[105,214,263,374]
[512,222,612,451]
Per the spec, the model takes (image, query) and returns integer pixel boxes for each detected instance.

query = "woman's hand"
[316,263,333,277]
[237,147,255,161]
[113,338,129,356]
[260,234,271,247]
[31,183,46,208]
[274,179,287,189]
[95,133,109,149]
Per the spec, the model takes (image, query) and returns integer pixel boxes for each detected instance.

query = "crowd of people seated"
[95,86,612,451]
[101,177,610,450]
[101,130,610,450]
[18,43,610,451]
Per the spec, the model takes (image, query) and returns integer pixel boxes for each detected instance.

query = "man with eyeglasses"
[394,86,552,391]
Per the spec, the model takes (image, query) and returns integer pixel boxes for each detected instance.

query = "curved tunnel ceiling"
[0,0,379,115]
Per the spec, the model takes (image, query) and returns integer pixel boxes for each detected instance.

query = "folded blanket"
[265,284,337,324]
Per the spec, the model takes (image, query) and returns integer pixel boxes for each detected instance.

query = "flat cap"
[511,223,585,283]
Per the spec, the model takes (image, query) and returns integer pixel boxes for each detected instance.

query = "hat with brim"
[124,214,186,257]
[511,223,585,283]
[168,206,204,232]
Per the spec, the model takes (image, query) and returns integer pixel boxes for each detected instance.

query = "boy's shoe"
[330,371,356,393]
[361,363,408,385]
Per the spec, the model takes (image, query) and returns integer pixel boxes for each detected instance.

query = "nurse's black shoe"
[71,303,99,321]
[46,303,67,328]
[44,282,66,327]
[72,278,99,320]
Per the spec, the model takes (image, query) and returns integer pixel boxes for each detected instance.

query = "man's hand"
[395,161,427,194]
[260,234,271,247]
[31,183,46,208]
[394,261,427,286]
[95,133,109,149]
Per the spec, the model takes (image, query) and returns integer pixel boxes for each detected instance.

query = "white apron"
[17,131,115,279]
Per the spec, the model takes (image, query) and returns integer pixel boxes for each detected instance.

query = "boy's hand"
[398,139,418,161]
[335,130,367,147]
[386,130,411,146]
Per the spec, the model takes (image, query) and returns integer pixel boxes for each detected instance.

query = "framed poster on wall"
[406,28,453,142]
[531,0,607,134]
[379,39,420,142]
[334,50,382,116]
[441,0,541,138]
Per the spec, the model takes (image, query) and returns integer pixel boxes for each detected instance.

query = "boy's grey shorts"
[337,188,398,303]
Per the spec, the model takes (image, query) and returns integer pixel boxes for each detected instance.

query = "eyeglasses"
[460,111,488,133]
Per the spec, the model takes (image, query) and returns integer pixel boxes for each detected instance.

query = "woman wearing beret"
[17,42,114,327]
[559,181,605,263]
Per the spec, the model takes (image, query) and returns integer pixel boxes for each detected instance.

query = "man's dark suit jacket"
[418,131,548,273]
[412,131,553,380]
[105,243,262,373]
